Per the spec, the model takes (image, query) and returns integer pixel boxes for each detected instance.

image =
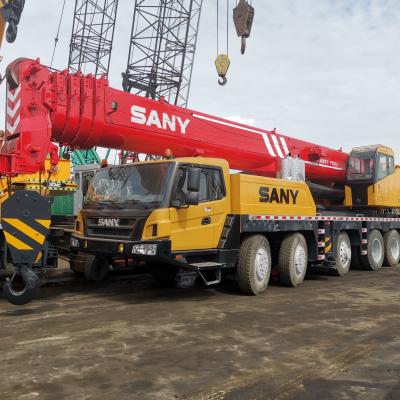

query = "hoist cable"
[226,0,229,55]
[50,0,66,69]
[216,0,219,55]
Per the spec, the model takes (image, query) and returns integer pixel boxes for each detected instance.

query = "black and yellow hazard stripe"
[2,217,51,252]
[1,190,52,265]
[324,236,332,253]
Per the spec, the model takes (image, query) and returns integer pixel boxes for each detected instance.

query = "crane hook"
[218,75,227,86]
[215,54,230,87]
[3,264,40,305]
[241,37,246,55]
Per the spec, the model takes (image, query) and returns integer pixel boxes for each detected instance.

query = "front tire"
[332,232,351,276]
[278,233,308,287]
[237,235,271,295]
[383,230,400,267]
[361,230,384,271]
[84,256,110,281]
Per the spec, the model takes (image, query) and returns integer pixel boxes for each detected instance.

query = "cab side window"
[173,167,225,204]
[209,169,225,200]
[376,153,395,181]
[377,153,388,180]
[199,171,209,202]
[199,168,225,202]
[388,156,395,175]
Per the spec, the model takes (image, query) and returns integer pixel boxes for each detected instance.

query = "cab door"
[169,166,228,251]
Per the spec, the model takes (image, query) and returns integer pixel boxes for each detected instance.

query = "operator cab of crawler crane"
[345,145,400,208]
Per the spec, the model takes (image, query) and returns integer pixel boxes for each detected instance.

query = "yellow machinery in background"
[0,159,76,204]
[0,158,76,305]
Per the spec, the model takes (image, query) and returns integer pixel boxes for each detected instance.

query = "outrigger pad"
[1,191,51,265]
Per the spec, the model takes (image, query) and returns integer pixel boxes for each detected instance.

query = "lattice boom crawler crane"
[2,58,400,304]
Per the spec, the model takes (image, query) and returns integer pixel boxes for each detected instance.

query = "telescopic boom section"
[1,58,348,185]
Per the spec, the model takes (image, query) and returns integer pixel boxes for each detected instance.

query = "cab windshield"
[86,163,171,207]
[347,152,375,182]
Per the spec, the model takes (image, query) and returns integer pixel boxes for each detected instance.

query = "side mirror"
[186,191,199,206]
[171,199,182,208]
[187,167,201,192]
[82,179,89,196]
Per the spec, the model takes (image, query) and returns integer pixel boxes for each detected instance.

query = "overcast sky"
[1,0,399,156]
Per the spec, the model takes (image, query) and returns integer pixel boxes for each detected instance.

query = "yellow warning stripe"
[35,219,51,229]
[35,251,42,263]
[4,231,33,250]
[325,238,332,252]
[325,243,332,253]
[2,218,46,244]
[324,236,332,253]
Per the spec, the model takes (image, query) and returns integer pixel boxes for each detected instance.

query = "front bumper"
[70,233,172,261]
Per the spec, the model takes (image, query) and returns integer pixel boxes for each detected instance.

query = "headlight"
[70,238,79,248]
[132,243,157,256]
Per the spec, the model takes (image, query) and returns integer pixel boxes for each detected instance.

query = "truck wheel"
[332,232,351,276]
[84,256,110,281]
[70,264,84,277]
[278,233,308,287]
[361,230,384,271]
[147,262,177,286]
[383,230,400,267]
[69,253,85,276]
[237,235,271,295]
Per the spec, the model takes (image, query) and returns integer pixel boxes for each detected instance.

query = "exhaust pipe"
[3,264,40,305]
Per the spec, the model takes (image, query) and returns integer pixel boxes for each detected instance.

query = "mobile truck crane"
[1,58,400,304]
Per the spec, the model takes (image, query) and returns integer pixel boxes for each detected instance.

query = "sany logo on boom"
[131,105,190,134]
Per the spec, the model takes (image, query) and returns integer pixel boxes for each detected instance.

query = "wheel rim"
[294,245,306,275]
[255,247,269,282]
[391,237,400,261]
[339,239,351,267]
[371,238,383,264]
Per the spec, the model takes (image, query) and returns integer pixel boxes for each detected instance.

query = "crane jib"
[0,58,349,187]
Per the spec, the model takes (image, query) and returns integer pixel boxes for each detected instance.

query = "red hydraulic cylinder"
[0,58,348,186]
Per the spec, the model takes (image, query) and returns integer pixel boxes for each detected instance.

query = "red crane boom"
[1,58,348,185]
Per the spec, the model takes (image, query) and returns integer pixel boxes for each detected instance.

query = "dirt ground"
[1,260,400,400]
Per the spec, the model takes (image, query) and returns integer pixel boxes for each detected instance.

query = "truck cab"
[345,145,400,209]
[70,158,232,281]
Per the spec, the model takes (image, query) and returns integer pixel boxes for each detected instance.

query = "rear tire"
[237,235,271,295]
[278,233,308,287]
[383,230,400,267]
[332,232,351,276]
[361,230,384,271]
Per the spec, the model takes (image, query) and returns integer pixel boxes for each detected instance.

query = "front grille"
[86,218,137,239]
